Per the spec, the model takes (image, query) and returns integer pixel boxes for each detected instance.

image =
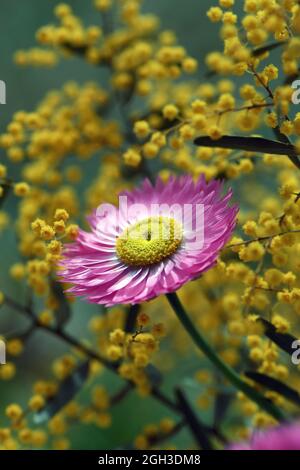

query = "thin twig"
[226,229,300,249]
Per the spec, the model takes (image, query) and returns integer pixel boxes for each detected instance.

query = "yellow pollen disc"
[116,216,183,267]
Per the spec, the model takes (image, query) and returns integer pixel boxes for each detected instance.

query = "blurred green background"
[0,0,226,449]
[1,0,222,127]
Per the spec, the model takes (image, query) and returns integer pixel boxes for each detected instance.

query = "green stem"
[166,292,286,422]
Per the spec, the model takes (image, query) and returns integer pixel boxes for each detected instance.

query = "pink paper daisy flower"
[229,421,300,450]
[59,175,238,306]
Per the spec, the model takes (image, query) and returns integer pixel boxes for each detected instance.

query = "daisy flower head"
[59,175,238,306]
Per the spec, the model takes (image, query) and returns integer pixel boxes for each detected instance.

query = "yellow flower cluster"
[96,311,165,395]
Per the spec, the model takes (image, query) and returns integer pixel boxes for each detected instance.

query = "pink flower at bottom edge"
[229,421,300,450]
[58,175,238,306]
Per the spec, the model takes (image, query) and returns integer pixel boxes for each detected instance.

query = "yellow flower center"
[116,216,183,267]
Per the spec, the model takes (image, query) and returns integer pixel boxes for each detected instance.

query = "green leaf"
[194,135,297,156]
[258,317,297,355]
[213,392,232,427]
[50,280,72,329]
[0,181,11,209]
[272,126,300,170]
[284,71,300,85]
[145,364,163,388]
[61,43,88,56]
[34,361,89,424]
[245,371,300,407]
[194,135,300,169]
[252,41,287,57]
[175,388,213,450]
